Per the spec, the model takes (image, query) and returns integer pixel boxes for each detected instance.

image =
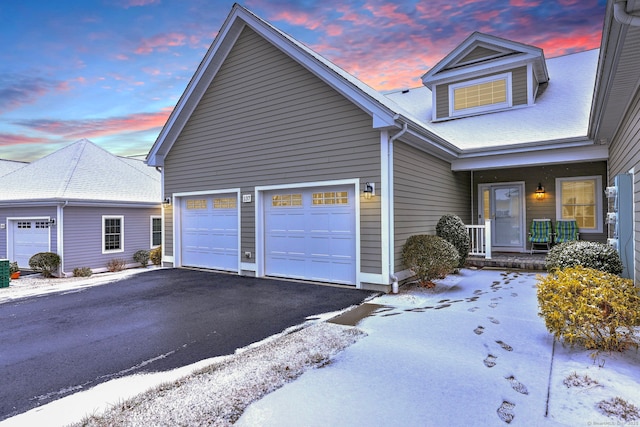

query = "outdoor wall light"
[163,196,172,206]
[364,182,375,200]
[535,183,545,200]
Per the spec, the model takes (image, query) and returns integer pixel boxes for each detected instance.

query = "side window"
[103,216,124,253]
[556,176,603,233]
[151,216,162,247]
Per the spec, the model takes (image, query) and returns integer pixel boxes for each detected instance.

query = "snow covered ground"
[2,268,639,426]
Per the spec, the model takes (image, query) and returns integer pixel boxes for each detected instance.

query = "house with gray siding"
[589,0,640,283]
[0,139,162,275]
[147,3,633,291]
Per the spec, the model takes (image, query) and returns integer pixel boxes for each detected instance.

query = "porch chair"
[555,219,580,244]
[529,219,553,254]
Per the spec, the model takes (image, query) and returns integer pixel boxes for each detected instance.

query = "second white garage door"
[264,186,356,285]
[181,195,239,271]
[12,220,51,268]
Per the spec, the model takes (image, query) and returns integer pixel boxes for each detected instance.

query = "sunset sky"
[0,0,607,162]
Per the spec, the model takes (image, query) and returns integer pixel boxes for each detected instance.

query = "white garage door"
[12,220,51,268]
[181,195,239,271]
[264,186,356,285]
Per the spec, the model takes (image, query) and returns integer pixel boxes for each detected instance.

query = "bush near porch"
[402,235,459,287]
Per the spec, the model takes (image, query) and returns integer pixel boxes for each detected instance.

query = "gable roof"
[146,4,605,171]
[146,4,458,166]
[0,139,160,205]
[421,32,549,89]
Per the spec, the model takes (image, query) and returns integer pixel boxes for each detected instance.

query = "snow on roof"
[0,139,160,204]
[0,159,28,177]
[385,49,599,151]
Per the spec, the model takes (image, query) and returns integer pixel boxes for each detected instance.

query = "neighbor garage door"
[264,186,356,285]
[181,195,239,271]
[12,220,51,268]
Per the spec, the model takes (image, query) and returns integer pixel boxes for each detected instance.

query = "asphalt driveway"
[0,269,373,421]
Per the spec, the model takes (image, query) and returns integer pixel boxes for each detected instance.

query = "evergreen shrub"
[545,241,623,275]
[402,234,459,287]
[537,266,640,352]
[436,214,470,268]
[28,252,61,278]
[133,250,150,267]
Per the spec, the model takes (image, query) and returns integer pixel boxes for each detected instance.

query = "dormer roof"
[421,32,549,89]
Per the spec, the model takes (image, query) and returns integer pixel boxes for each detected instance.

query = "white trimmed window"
[103,215,124,253]
[449,73,512,117]
[151,216,162,248]
[556,176,603,233]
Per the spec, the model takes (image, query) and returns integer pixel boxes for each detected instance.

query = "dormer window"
[449,73,512,117]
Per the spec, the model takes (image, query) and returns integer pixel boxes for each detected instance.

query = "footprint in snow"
[511,292,518,297]
[491,297,502,301]
[505,376,529,395]
[488,317,500,324]
[497,401,515,424]
[489,302,498,308]
[496,340,513,351]
[468,306,480,312]
[474,326,485,335]
[484,354,497,368]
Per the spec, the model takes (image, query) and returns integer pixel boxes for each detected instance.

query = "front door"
[479,183,525,252]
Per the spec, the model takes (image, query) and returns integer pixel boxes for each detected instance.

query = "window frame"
[449,72,512,118]
[555,176,603,233]
[150,216,162,248]
[102,215,125,254]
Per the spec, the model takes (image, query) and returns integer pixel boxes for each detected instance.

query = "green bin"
[0,259,9,288]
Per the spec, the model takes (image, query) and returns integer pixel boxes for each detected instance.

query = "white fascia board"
[425,54,538,88]
[451,144,609,171]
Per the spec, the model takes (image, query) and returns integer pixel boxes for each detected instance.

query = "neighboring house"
[146,3,632,291]
[589,0,640,282]
[0,139,162,275]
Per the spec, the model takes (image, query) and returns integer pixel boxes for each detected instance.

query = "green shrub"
[436,214,470,268]
[9,261,19,274]
[28,252,61,278]
[537,266,640,352]
[73,267,93,277]
[545,241,623,275]
[402,234,459,287]
[107,258,127,272]
[133,250,150,267]
[150,246,162,266]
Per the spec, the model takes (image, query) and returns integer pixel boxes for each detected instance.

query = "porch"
[465,221,547,271]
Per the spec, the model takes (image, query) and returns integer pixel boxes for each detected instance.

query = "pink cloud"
[16,108,173,140]
[135,32,188,54]
[510,0,541,6]
[269,10,323,30]
[474,10,501,21]
[0,134,50,147]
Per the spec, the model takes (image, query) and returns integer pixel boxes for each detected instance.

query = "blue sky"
[0,0,606,162]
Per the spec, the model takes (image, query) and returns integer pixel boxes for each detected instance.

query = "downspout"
[388,120,408,293]
[614,1,640,26]
[57,201,68,276]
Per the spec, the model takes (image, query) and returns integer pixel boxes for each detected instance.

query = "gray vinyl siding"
[435,66,528,120]
[608,89,640,283]
[458,46,502,64]
[63,206,160,273]
[393,141,471,272]
[0,206,57,260]
[164,26,382,273]
[472,162,608,243]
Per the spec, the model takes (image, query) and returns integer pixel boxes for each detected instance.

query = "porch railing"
[466,219,492,259]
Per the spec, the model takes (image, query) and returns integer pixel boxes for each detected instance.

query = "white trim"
[555,175,604,233]
[150,215,162,248]
[102,215,124,254]
[358,272,384,285]
[449,72,512,118]
[172,189,241,271]
[240,262,256,272]
[6,216,53,264]
[255,179,361,287]
[380,131,390,283]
